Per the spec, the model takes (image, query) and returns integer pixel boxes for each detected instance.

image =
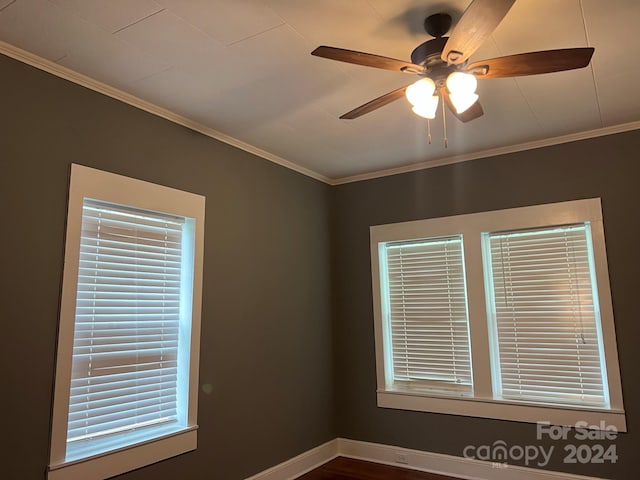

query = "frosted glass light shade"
[449,92,479,114]
[446,72,479,114]
[405,78,437,106]
[412,95,439,119]
[446,72,477,94]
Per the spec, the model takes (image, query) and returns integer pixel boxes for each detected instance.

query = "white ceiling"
[1,0,639,183]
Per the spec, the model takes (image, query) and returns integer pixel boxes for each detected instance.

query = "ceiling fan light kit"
[445,72,479,113]
[406,78,437,117]
[311,0,595,143]
[412,100,439,120]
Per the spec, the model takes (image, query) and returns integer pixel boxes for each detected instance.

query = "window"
[49,165,205,480]
[485,224,607,408]
[381,236,472,396]
[370,199,625,430]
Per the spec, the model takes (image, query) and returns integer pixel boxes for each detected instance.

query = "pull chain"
[427,119,432,144]
[442,97,448,149]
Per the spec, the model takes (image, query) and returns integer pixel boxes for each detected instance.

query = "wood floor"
[295,457,462,480]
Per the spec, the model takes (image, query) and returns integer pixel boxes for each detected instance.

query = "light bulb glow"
[446,72,479,114]
[449,92,479,114]
[446,71,477,95]
[405,78,436,106]
[411,95,439,119]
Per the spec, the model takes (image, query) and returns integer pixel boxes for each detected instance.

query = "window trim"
[49,164,205,480]
[370,198,626,431]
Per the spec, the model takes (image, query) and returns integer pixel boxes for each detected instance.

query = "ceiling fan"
[311,0,594,124]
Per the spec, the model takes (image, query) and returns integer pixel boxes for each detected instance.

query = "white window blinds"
[67,199,186,459]
[485,224,608,408]
[382,236,473,393]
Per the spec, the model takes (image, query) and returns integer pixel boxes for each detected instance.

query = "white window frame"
[48,164,206,480]
[370,198,626,431]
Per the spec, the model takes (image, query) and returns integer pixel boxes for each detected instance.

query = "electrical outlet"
[394,452,409,464]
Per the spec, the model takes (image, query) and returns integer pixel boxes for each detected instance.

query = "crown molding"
[2,41,638,188]
[0,41,331,185]
[329,121,640,185]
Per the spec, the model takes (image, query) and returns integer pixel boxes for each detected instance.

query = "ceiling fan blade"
[340,86,409,119]
[440,87,484,123]
[466,48,595,78]
[312,46,423,73]
[442,0,516,65]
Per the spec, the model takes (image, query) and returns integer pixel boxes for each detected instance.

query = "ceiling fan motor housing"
[411,36,448,66]
[411,13,456,82]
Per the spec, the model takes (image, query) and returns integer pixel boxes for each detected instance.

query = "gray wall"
[331,130,640,479]
[2,49,638,480]
[0,54,334,480]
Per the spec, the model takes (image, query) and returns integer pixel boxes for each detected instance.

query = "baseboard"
[244,439,339,480]
[338,438,605,480]
[246,437,605,480]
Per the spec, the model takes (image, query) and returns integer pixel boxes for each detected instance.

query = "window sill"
[377,390,626,432]
[47,427,197,480]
